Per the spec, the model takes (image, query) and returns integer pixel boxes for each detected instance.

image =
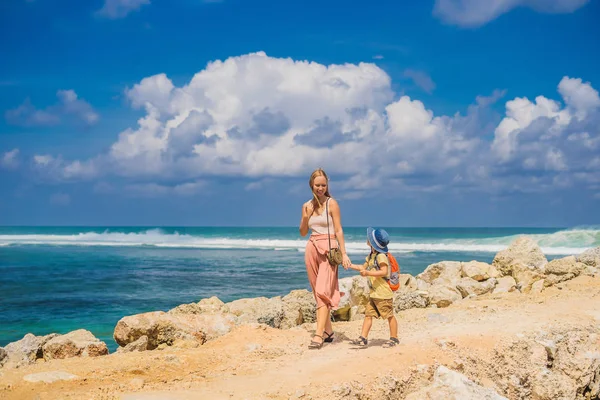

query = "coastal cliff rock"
[2,333,59,369]
[456,277,497,298]
[227,296,285,328]
[484,325,600,400]
[577,246,600,267]
[0,347,7,368]
[113,311,208,349]
[280,290,316,329]
[418,261,463,286]
[42,329,108,360]
[461,261,500,281]
[546,255,587,276]
[493,276,517,294]
[116,335,148,353]
[405,366,508,400]
[428,284,463,308]
[393,291,428,311]
[492,236,547,275]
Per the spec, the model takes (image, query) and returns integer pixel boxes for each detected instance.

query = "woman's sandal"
[350,336,368,347]
[383,337,400,348]
[324,331,334,343]
[308,335,324,349]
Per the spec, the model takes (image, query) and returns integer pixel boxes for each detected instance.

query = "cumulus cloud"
[95,0,150,19]
[32,53,600,199]
[403,69,436,94]
[1,149,20,169]
[434,0,590,27]
[6,90,99,127]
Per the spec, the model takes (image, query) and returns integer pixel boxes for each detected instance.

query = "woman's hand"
[302,201,314,219]
[342,254,351,270]
[360,269,369,277]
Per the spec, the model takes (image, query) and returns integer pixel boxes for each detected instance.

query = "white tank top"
[308,198,334,235]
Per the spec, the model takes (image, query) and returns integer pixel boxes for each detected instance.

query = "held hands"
[359,268,369,277]
[342,254,351,270]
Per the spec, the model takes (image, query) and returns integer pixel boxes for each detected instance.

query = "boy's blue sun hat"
[367,227,389,253]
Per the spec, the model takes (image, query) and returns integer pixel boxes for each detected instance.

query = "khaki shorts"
[365,298,394,319]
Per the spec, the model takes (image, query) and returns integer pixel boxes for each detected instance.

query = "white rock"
[405,366,508,400]
[23,371,78,383]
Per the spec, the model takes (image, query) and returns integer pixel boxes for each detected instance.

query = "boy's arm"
[360,263,388,277]
[347,263,365,271]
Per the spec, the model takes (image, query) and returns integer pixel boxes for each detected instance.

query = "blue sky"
[1,0,599,227]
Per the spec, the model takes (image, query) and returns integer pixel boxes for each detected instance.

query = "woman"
[299,168,351,349]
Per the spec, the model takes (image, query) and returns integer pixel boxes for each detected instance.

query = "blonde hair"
[309,168,331,212]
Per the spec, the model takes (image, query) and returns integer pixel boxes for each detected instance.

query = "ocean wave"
[0,228,597,255]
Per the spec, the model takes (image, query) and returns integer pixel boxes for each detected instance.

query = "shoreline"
[1,237,599,399]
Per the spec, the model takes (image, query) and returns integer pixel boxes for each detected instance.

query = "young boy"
[349,227,399,348]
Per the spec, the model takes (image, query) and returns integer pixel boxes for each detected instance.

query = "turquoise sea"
[1,226,598,352]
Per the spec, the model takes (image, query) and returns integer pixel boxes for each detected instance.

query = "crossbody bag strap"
[326,198,332,252]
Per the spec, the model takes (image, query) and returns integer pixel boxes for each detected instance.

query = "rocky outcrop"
[428,285,463,308]
[493,276,517,294]
[546,256,586,276]
[456,277,497,298]
[462,261,500,282]
[2,333,58,368]
[42,329,108,361]
[492,236,547,275]
[405,366,508,400]
[418,261,462,286]
[577,246,600,267]
[0,347,7,368]
[393,291,428,312]
[280,290,316,329]
[116,335,148,353]
[113,311,208,349]
[485,325,600,400]
[227,296,285,328]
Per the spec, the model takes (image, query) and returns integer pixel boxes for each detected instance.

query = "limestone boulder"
[394,291,428,312]
[398,274,418,291]
[227,296,285,328]
[405,366,508,400]
[116,335,148,353]
[418,261,462,286]
[461,261,499,281]
[428,284,462,308]
[577,246,600,267]
[280,290,316,329]
[544,273,575,287]
[456,277,497,298]
[492,276,517,294]
[545,256,586,276]
[416,278,431,292]
[492,236,547,275]
[0,347,7,368]
[114,311,207,349]
[42,329,108,361]
[169,296,227,314]
[2,333,59,368]
[489,326,600,400]
[511,262,545,292]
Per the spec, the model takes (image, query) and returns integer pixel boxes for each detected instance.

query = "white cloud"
[96,0,150,19]
[403,69,436,93]
[124,181,208,197]
[1,149,20,169]
[6,90,99,127]
[433,0,590,27]
[32,53,600,199]
[34,154,55,166]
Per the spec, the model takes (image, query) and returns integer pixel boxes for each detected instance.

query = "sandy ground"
[1,275,599,400]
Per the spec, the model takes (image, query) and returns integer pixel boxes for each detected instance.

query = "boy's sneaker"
[350,336,368,347]
[383,337,399,348]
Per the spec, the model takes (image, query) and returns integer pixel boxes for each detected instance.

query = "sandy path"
[1,275,599,400]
